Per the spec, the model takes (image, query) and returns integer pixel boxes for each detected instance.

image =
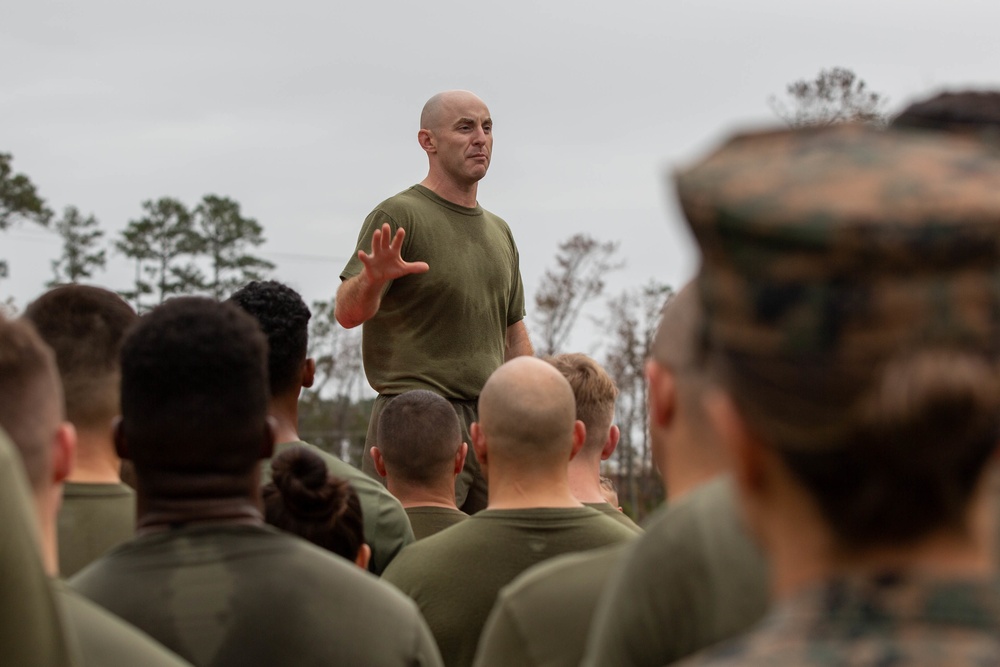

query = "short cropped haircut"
[119,297,269,481]
[0,317,61,490]
[228,280,311,398]
[263,446,366,562]
[721,347,1000,549]
[545,353,617,453]
[377,390,462,484]
[23,285,137,431]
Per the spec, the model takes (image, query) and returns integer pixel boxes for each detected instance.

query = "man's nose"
[472,127,487,145]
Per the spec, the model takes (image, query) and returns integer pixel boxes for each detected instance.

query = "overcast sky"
[4,0,1000,353]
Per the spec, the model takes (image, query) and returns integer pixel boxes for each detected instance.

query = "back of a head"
[228,280,311,398]
[119,297,269,490]
[23,285,136,433]
[478,356,578,468]
[892,90,1000,134]
[0,317,62,492]
[676,124,1000,549]
[377,390,462,484]
[650,282,710,421]
[262,446,365,562]
[545,353,617,457]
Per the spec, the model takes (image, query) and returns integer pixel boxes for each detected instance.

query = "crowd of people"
[4,87,1000,666]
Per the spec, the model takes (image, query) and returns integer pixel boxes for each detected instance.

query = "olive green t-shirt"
[54,579,193,667]
[341,185,526,400]
[263,440,414,575]
[383,506,638,667]
[0,427,76,667]
[583,502,643,533]
[58,481,135,577]
[473,543,629,667]
[405,506,469,540]
[71,523,443,667]
[581,477,769,667]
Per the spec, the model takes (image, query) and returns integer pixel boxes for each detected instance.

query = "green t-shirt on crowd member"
[583,502,643,533]
[581,477,769,667]
[58,481,135,577]
[0,427,77,667]
[262,440,414,575]
[340,185,526,401]
[54,579,192,667]
[405,506,469,540]
[382,506,638,667]
[473,543,629,667]
[72,523,442,667]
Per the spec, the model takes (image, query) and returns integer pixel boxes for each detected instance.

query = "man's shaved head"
[420,90,489,131]
[477,356,577,463]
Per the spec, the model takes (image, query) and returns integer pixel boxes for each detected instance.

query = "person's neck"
[388,477,461,510]
[67,428,122,484]
[766,486,995,601]
[664,448,725,503]
[486,468,582,510]
[136,494,264,536]
[270,394,300,446]
[567,455,607,504]
[419,174,479,209]
[34,486,61,577]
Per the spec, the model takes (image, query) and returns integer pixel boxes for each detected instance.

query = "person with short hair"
[476,285,762,667]
[383,356,636,667]
[371,390,469,539]
[545,353,641,532]
[263,445,371,569]
[228,279,413,574]
[23,285,138,576]
[337,90,533,514]
[673,124,1000,664]
[582,284,768,667]
[71,297,442,667]
[0,315,192,666]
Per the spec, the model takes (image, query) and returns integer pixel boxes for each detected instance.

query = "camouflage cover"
[680,574,1000,666]
[676,124,1000,363]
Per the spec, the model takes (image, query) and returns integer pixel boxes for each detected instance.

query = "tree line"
[0,155,273,312]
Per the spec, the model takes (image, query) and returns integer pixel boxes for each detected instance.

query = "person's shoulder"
[54,580,194,666]
[502,542,628,603]
[370,186,433,219]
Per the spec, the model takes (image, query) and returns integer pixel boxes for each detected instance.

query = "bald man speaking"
[337,91,533,514]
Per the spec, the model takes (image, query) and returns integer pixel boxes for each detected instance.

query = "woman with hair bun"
[262,446,371,570]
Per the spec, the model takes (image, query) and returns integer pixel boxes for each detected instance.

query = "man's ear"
[302,358,316,390]
[455,442,469,475]
[354,543,372,571]
[569,420,586,461]
[51,421,76,485]
[370,447,388,478]
[261,416,277,460]
[470,422,487,467]
[418,128,437,153]
[601,425,620,461]
[646,360,677,429]
[112,417,130,461]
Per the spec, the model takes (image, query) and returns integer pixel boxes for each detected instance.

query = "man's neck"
[486,469,583,510]
[67,428,122,484]
[419,175,479,209]
[388,478,461,511]
[136,495,264,535]
[567,456,607,504]
[270,395,300,446]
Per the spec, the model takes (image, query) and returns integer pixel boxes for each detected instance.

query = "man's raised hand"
[359,223,430,285]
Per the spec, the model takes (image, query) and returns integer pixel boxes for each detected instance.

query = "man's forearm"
[335,273,385,329]
[504,320,534,360]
